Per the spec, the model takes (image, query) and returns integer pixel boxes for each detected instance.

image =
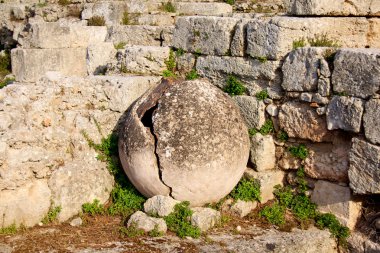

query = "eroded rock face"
[119,79,250,206]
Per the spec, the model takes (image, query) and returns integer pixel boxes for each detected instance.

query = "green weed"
[255,90,269,101]
[164,202,201,238]
[185,69,199,80]
[230,178,261,202]
[162,2,176,12]
[259,120,274,135]
[41,206,62,224]
[119,223,145,238]
[114,42,127,50]
[82,199,105,216]
[308,33,340,47]
[121,11,129,25]
[88,16,106,26]
[288,144,309,160]
[260,202,286,226]
[0,223,17,235]
[315,213,350,245]
[223,75,246,96]
[175,48,185,57]
[277,130,289,142]
[149,225,164,237]
[165,49,176,72]
[224,0,235,5]
[0,77,14,89]
[293,38,306,50]
[248,128,258,137]
[256,56,267,63]
[58,0,71,6]
[162,70,176,78]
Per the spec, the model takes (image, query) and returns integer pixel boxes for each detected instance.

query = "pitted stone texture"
[87,42,116,75]
[363,99,380,145]
[231,19,251,57]
[48,160,114,222]
[117,46,170,75]
[326,96,364,133]
[332,49,380,99]
[127,211,167,233]
[173,16,239,56]
[12,48,87,82]
[176,53,196,73]
[196,56,281,88]
[144,195,180,217]
[249,133,276,172]
[119,79,250,206]
[233,96,266,130]
[20,22,107,49]
[349,138,380,194]
[311,180,362,229]
[282,47,331,92]
[244,169,285,203]
[173,2,232,16]
[286,0,380,16]
[107,25,173,47]
[279,101,332,142]
[81,1,129,26]
[0,180,51,228]
[246,17,371,60]
[191,207,221,232]
[304,138,350,183]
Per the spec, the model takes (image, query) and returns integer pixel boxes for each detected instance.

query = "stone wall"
[0,0,379,250]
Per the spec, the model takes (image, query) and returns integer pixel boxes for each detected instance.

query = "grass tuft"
[230,178,261,202]
[223,75,246,96]
[288,144,309,160]
[88,16,106,26]
[185,69,199,80]
[82,199,105,216]
[41,206,62,224]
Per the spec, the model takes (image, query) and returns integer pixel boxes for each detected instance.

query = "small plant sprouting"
[41,206,62,224]
[256,56,267,63]
[162,70,176,78]
[248,119,274,137]
[164,202,201,238]
[334,91,348,97]
[119,223,145,238]
[114,42,127,50]
[0,223,18,235]
[162,2,176,13]
[255,90,269,101]
[185,69,199,80]
[224,0,235,5]
[315,213,350,245]
[82,199,105,216]
[230,178,261,202]
[223,75,246,96]
[175,48,185,57]
[277,130,289,142]
[248,128,258,137]
[149,225,164,237]
[88,16,106,26]
[259,202,286,226]
[308,33,341,48]
[58,0,71,6]
[288,144,309,160]
[121,11,129,25]
[163,49,176,77]
[292,38,306,50]
[0,77,14,89]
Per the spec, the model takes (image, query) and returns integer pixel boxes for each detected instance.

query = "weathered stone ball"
[119,79,250,206]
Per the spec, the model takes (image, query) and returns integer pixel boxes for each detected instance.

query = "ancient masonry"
[0,0,379,251]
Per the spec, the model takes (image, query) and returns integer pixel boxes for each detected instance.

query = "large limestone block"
[244,169,285,203]
[363,99,380,145]
[22,22,107,49]
[48,160,114,222]
[107,25,173,47]
[332,49,380,99]
[279,101,332,142]
[0,180,51,227]
[173,16,239,56]
[11,48,87,82]
[117,46,170,75]
[233,95,266,130]
[249,133,276,172]
[173,2,232,16]
[326,96,364,133]
[349,138,380,194]
[286,0,380,16]
[311,180,362,229]
[246,17,370,60]
[82,1,128,26]
[87,42,116,75]
[119,79,250,206]
[282,47,331,92]
[196,56,281,88]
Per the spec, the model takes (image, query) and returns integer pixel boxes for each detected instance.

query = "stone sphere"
[118,79,250,206]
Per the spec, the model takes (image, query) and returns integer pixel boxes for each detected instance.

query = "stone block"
[107,25,173,47]
[196,56,281,88]
[173,16,239,56]
[81,1,129,26]
[127,211,167,233]
[279,101,332,142]
[326,96,364,133]
[363,99,380,145]
[244,169,285,203]
[233,95,266,130]
[249,133,276,172]
[22,22,107,49]
[87,42,116,75]
[12,48,87,82]
[230,200,257,218]
[231,19,251,57]
[332,48,380,99]
[173,2,232,16]
[286,0,380,16]
[349,138,380,194]
[311,180,362,229]
[191,207,221,232]
[0,180,51,227]
[144,195,180,217]
[246,17,371,60]
[282,47,331,92]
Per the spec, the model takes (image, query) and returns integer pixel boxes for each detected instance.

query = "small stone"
[316,107,326,115]
[69,217,83,227]
[310,102,319,108]
[312,94,329,105]
[264,98,273,104]
[300,93,313,102]
[38,222,43,226]
[318,78,330,97]
[144,195,180,217]
[42,118,51,127]
[250,134,276,172]
[230,200,257,218]
[128,211,167,233]
[236,225,242,232]
[266,104,279,117]
[191,207,221,232]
